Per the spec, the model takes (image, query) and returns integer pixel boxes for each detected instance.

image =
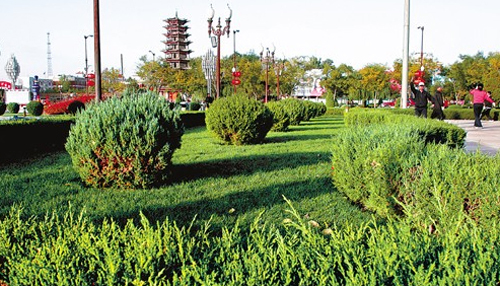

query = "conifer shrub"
[205,95,273,145]
[67,100,85,115]
[280,98,306,125]
[26,101,43,116]
[0,102,6,115]
[188,101,201,111]
[7,102,19,114]
[267,100,290,132]
[314,102,327,117]
[65,91,184,189]
[302,100,317,121]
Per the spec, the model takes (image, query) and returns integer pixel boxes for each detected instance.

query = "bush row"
[332,111,500,230]
[268,99,326,132]
[1,204,499,285]
[344,109,466,148]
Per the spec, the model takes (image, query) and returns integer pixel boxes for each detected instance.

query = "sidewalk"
[446,120,500,156]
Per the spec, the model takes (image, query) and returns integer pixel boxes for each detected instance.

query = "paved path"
[446,120,500,156]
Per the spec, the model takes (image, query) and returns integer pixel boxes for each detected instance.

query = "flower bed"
[44,95,95,115]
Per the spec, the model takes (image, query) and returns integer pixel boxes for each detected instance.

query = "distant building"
[163,13,193,70]
[291,69,326,100]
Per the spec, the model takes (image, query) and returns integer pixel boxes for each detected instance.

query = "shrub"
[280,98,306,125]
[67,100,85,115]
[205,95,273,145]
[7,102,19,114]
[65,91,184,189]
[188,101,201,111]
[267,101,290,132]
[26,101,43,116]
[0,102,6,115]
[302,100,317,121]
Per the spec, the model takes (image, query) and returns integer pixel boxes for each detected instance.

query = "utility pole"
[93,0,102,102]
[401,0,410,109]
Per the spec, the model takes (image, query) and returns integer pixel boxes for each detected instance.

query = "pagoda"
[163,13,192,70]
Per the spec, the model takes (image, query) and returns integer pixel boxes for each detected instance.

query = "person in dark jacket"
[431,86,445,120]
[410,80,432,118]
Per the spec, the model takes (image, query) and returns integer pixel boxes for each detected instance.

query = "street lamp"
[274,59,285,99]
[84,34,93,95]
[260,46,275,103]
[417,26,424,69]
[149,50,156,62]
[232,29,240,94]
[207,4,232,99]
[202,49,216,99]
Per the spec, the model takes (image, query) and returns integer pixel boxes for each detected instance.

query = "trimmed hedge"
[280,98,306,125]
[332,111,499,230]
[7,102,19,114]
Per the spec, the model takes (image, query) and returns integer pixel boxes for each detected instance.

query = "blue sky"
[1,0,499,80]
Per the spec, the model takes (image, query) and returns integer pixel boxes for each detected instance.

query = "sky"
[1,0,499,81]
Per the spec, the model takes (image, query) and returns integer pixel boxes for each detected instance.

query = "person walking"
[431,86,446,120]
[481,91,494,121]
[410,79,432,118]
[470,83,495,129]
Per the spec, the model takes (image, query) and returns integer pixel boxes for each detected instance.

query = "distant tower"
[47,32,53,77]
[163,12,192,70]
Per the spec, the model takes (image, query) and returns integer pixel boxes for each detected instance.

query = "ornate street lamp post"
[207,4,232,99]
[84,34,93,95]
[5,54,20,90]
[260,46,275,103]
[149,50,156,62]
[232,29,240,94]
[202,49,216,99]
[274,59,285,99]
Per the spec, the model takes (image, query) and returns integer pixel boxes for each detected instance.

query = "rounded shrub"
[188,101,201,111]
[267,100,290,132]
[0,102,6,115]
[68,100,85,115]
[302,100,317,121]
[7,102,20,114]
[65,91,185,189]
[205,94,273,145]
[281,98,306,125]
[26,101,44,116]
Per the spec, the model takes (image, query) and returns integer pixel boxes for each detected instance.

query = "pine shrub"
[281,98,306,125]
[67,100,85,115]
[7,102,19,114]
[65,91,184,189]
[188,101,201,111]
[205,95,273,145]
[302,100,317,121]
[267,100,290,132]
[26,101,44,116]
[0,102,6,115]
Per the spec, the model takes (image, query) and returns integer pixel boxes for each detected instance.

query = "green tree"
[102,67,126,94]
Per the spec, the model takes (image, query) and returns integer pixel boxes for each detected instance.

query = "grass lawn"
[0,115,373,231]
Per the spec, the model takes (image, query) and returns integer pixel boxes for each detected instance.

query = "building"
[291,69,326,100]
[163,13,192,70]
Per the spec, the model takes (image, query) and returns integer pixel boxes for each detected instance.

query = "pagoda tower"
[163,13,192,70]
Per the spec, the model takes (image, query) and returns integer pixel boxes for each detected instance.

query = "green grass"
[0,115,373,231]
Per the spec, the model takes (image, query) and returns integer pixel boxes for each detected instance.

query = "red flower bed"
[44,95,95,115]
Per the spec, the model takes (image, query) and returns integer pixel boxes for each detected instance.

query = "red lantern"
[87,80,95,87]
[231,79,241,85]
[235,71,242,77]
[87,73,95,79]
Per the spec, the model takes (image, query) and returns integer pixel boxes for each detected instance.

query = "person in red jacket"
[470,83,495,129]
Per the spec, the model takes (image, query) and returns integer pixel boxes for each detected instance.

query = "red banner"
[0,81,12,89]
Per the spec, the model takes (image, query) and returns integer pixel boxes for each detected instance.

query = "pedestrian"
[481,91,494,121]
[470,83,495,129]
[410,79,432,118]
[431,86,446,120]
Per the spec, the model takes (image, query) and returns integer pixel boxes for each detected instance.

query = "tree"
[102,67,126,94]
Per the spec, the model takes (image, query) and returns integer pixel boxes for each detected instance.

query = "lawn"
[0,115,372,231]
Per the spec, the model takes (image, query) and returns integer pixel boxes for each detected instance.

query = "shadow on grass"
[104,177,337,232]
[265,134,334,144]
[170,151,331,184]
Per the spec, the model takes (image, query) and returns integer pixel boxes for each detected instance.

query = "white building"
[291,69,326,100]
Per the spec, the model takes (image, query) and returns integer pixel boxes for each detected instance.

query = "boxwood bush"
[26,100,43,116]
[280,98,306,125]
[7,102,19,114]
[205,95,273,145]
[267,100,290,132]
[65,91,184,189]
[67,100,85,115]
